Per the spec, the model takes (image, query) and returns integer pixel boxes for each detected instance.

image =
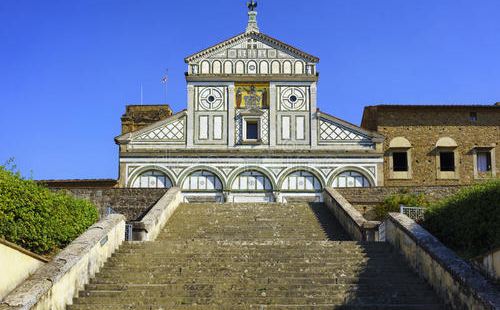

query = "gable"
[186,32,319,63]
[185,32,318,76]
[318,112,382,145]
[133,118,184,142]
[115,111,186,144]
[203,36,305,62]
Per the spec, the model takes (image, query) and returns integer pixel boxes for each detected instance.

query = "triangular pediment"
[115,111,187,144]
[318,112,384,144]
[185,32,319,64]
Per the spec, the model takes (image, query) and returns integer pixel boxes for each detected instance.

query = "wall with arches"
[196,59,309,76]
[125,162,378,202]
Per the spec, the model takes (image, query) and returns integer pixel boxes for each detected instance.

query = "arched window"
[200,61,210,74]
[281,171,322,192]
[294,61,304,74]
[332,171,371,188]
[259,61,269,74]
[132,170,172,188]
[223,61,233,74]
[271,61,280,74]
[283,61,292,74]
[232,171,273,192]
[182,170,223,191]
[212,61,221,74]
[235,61,245,74]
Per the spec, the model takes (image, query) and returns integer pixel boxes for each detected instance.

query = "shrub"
[0,164,98,255]
[423,179,500,259]
[374,191,429,221]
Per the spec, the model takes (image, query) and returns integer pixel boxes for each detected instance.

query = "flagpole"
[161,69,169,103]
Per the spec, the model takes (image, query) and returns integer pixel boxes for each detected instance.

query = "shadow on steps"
[307,202,351,241]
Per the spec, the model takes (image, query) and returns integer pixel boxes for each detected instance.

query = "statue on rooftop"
[247,0,257,12]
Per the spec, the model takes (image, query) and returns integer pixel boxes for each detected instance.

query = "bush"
[0,164,98,255]
[423,179,500,259]
[374,191,429,221]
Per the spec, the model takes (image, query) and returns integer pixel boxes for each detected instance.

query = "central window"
[246,120,259,140]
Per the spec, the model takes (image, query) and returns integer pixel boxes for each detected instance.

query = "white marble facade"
[115,6,384,202]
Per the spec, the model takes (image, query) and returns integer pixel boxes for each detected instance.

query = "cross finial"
[247,0,257,12]
[245,0,259,33]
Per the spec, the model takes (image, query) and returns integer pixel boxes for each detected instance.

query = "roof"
[184,31,320,63]
[365,104,500,109]
[115,109,187,143]
[318,110,385,142]
[37,179,117,189]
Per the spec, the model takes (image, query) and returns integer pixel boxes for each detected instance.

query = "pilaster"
[228,83,236,147]
[269,83,277,147]
[187,84,195,147]
[310,82,318,148]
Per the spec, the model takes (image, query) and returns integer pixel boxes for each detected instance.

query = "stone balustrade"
[0,214,125,310]
[323,188,380,241]
[130,187,182,241]
[385,212,500,310]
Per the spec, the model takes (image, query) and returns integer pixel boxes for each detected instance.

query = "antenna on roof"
[161,69,169,103]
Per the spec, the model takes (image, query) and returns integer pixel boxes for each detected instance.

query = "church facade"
[115,5,384,202]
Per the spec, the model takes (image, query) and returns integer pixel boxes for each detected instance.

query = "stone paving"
[68,203,445,309]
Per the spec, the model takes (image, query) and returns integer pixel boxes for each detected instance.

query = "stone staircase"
[68,203,445,309]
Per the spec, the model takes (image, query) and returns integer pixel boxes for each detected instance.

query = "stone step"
[90,276,427,286]
[95,270,421,281]
[120,241,389,250]
[84,283,433,293]
[100,262,410,271]
[111,246,394,254]
[77,289,439,302]
[119,242,387,250]
[67,304,443,310]
[112,252,390,258]
[72,296,441,306]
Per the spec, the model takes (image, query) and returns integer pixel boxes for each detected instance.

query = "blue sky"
[1,0,499,180]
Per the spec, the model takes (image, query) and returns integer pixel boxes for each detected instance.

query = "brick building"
[361,104,500,186]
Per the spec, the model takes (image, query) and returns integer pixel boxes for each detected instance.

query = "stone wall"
[362,105,500,186]
[131,188,182,241]
[0,240,46,300]
[0,214,125,310]
[475,247,500,282]
[337,185,465,220]
[62,188,169,221]
[39,179,117,188]
[384,213,500,309]
[323,188,380,241]
[120,104,173,134]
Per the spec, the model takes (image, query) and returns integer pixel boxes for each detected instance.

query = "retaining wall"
[323,188,380,241]
[131,188,182,241]
[0,240,47,300]
[385,213,500,309]
[62,188,168,221]
[337,185,465,220]
[0,214,125,310]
